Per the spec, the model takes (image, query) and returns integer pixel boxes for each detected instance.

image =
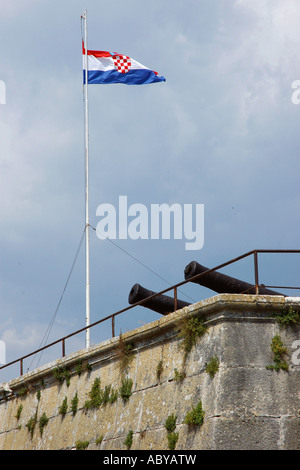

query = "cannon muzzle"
[128,283,190,315]
[184,261,283,296]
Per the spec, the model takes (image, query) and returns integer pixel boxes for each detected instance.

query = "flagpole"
[83,9,90,349]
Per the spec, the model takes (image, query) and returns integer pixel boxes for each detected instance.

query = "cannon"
[184,261,284,296]
[128,283,191,315]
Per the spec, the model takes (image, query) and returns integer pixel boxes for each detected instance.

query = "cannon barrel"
[184,261,283,296]
[128,283,190,315]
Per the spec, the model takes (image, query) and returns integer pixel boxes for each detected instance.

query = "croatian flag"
[83,43,166,85]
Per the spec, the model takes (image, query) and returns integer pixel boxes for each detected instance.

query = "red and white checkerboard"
[112,54,132,74]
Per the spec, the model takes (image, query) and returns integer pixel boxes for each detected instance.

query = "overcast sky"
[1,0,300,382]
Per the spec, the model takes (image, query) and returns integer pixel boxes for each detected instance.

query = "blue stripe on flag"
[83,69,166,85]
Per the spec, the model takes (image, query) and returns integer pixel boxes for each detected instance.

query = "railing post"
[20,358,23,376]
[62,338,65,357]
[174,287,178,311]
[112,315,115,337]
[254,251,259,294]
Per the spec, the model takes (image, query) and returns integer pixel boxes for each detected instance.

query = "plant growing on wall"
[15,404,23,421]
[52,366,71,387]
[71,392,79,416]
[177,314,207,360]
[59,397,68,416]
[266,335,289,372]
[165,413,177,433]
[75,440,89,450]
[100,384,118,405]
[156,360,163,381]
[174,368,186,383]
[102,384,112,406]
[75,360,92,376]
[95,434,104,446]
[39,412,49,437]
[26,411,38,439]
[119,377,133,403]
[205,356,219,378]
[167,431,179,450]
[109,387,119,404]
[275,306,300,327]
[84,377,102,410]
[164,413,178,450]
[75,361,83,376]
[124,430,133,449]
[84,377,119,410]
[184,400,205,428]
[17,386,28,397]
[116,334,135,375]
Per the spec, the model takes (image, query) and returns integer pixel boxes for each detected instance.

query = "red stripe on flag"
[82,42,112,57]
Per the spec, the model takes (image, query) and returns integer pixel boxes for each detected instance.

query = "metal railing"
[1,249,299,379]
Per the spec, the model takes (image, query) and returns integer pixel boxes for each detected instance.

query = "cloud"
[0,0,40,19]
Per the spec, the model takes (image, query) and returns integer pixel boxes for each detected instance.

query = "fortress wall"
[0,294,299,450]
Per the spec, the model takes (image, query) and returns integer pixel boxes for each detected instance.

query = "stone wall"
[0,294,299,450]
